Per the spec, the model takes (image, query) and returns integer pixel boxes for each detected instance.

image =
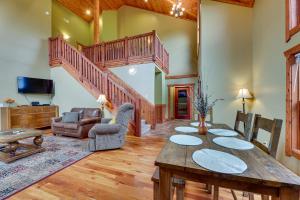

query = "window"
[286,0,300,42]
[285,44,300,159]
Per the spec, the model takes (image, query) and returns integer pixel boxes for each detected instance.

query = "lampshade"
[97,94,107,104]
[237,88,252,99]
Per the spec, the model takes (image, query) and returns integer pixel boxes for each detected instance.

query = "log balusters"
[48,37,156,136]
[82,31,169,74]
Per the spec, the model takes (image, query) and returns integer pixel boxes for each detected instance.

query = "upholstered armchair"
[88,103,134,151]
[52,108,101,139]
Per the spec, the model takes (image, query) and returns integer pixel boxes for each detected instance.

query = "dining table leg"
[279,187,300,200]
[159,167,172,200]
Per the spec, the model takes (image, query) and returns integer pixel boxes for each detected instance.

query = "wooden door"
[174,87,191,119]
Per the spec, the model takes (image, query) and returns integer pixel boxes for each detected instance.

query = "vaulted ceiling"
[56,0,255,22]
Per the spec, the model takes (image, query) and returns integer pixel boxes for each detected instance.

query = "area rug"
[0,136,92,199]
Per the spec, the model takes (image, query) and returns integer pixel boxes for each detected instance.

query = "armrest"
[93,124,121,135]
[79,117,101,126]
[101,118,112,124]
[52,117,62,123]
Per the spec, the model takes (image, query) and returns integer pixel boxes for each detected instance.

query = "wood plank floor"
[9,120,260,200]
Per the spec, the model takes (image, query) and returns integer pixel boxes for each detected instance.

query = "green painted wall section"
[0,0,52,106]
[52,0,91,46]
[200,0,253,128]
[117,6,197,76]
[155,72,163,104]
[251,0,300,174]
[101,11,118,42]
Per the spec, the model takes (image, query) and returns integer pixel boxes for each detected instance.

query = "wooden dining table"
[155,124,300,200]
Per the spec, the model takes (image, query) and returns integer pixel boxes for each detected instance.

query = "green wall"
[117,6,198,76]
[52,0,91,46]
[0,0,52,106]
[101,11,118,41]
[200,0,253,127]
[251,0,300,174]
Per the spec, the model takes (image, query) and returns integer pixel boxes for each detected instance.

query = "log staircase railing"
[82,31,169,74]
[49,36,156,136]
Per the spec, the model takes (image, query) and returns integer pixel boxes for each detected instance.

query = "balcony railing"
[82,31,169,74]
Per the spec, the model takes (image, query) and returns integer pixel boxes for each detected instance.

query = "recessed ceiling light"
[45,11,50,15]
[128,67,137,76]
[144,0,148,2]
[86,9,91,15]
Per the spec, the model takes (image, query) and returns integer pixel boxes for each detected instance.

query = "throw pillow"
[62,112,80,123]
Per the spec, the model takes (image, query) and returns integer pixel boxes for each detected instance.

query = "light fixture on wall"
[237,88,252,113]
[45,11,50,16]
[170,0,185,17]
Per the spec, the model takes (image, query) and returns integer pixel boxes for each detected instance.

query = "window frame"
[286,0,300,42]
[285,44,300,159]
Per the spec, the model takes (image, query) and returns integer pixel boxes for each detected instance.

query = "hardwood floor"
[9,120,260,200]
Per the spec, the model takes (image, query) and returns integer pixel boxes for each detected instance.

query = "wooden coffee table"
[0,129,45,163]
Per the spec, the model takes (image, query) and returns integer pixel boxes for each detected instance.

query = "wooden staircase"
[48,32,169,136]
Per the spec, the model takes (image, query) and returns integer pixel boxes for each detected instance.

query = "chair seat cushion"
[53,122,78,130]
[89,124,121,138]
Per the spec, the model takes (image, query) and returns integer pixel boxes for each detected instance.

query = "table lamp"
[97,94,107,116]
[237,88,252,113]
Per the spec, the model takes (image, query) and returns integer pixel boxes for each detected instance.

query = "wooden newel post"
[135,99,142,137]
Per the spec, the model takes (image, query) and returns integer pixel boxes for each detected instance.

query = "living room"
[1,0,300,199]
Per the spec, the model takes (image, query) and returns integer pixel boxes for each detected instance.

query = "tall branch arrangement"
[194,90,224,118]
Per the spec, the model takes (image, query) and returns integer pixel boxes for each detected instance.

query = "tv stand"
[0,106,59,130]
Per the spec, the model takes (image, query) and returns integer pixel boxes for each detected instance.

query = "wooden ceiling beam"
[212,0,255,8]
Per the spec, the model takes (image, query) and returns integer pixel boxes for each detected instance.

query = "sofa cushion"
[63,123,78,129]
[52,122,65,128]
[71,108,84,119]
[62,112,79,123]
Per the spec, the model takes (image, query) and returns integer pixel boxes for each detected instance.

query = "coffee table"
[0,128,45,163]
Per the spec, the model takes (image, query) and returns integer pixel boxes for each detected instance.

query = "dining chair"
[216,114,283,200]
[213,111,253,200]
[152,168,185,200]
[234,110,253,141]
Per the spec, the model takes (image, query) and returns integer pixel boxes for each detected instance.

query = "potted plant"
[194,91,223,135]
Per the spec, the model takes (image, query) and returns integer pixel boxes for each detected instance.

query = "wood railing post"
[125,36,129,65]
[152,30,156,62]
[135,99,142,137]
[101,44,105,68]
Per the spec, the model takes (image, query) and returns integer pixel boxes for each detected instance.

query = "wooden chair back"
[234,111,253,141]
[250,114,283,158]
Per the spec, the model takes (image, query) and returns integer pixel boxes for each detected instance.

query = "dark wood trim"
[165,74,198,80]
[286,0,300,42]
[155,104,166,124]
[284,43,300,159]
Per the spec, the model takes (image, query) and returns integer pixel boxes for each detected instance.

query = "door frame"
[167,83,194,120]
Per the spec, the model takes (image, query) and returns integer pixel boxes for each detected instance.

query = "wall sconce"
[237,88,252,113]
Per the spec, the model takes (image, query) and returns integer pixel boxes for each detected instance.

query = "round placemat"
[208,129,238,137]
[192,149,248,174]
[175,126,198,133]
[190,122,212,127]
[170,135,203,146]
[213,137,254,150]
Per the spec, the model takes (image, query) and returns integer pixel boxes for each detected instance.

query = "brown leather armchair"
[52,108,101,139]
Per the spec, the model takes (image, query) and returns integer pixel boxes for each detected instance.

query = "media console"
[0,106,59,130]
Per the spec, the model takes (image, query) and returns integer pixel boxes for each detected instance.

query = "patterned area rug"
[0,136,91,199]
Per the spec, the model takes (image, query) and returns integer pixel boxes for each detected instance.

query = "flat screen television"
[17,76,54,94]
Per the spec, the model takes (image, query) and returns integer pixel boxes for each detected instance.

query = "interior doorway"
[168,84,194,120]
